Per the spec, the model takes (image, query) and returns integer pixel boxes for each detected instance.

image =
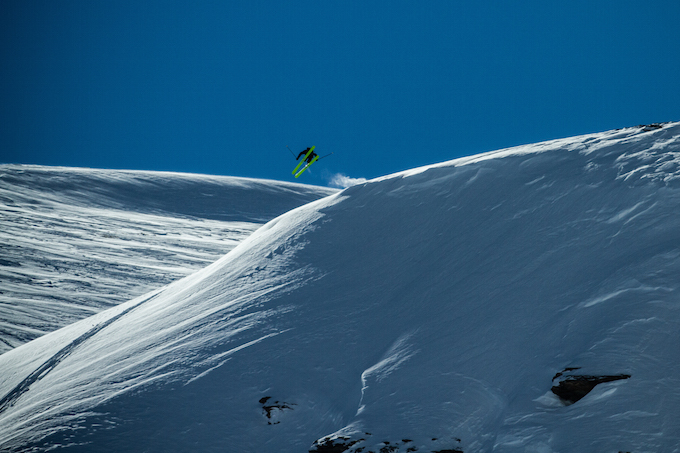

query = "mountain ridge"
[1,123,679,452]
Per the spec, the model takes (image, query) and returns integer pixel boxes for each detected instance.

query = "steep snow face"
[1,124,680,452]
[0,165,337,353]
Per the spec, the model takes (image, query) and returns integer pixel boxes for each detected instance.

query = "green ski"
[295,155,319,178]
[292,146,315,175]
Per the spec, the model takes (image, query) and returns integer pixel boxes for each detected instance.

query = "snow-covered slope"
[0,165,337,353]
[1,123,680,452]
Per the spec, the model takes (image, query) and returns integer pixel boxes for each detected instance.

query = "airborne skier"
[289,145,332,178]
[291,146,319,178]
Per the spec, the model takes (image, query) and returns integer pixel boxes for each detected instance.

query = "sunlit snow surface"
[1,124,680,452]
[0,165,337,353]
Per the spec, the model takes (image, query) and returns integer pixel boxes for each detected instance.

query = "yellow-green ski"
[295,154,319,178]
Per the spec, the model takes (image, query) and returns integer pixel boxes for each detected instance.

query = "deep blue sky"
[2,1,679,186]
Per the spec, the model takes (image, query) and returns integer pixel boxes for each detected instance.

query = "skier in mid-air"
[297,147,318,163]
[289,145,331,178]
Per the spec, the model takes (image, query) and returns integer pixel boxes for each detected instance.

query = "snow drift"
[1,124,680,452]
[0,165,337,353]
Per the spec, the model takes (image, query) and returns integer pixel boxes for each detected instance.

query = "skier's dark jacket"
[297,148,317,163]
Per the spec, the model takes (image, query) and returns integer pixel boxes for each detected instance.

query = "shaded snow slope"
[1,123,680,452]
[0,165,337,353]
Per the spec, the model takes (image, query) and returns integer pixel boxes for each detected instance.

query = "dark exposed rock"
[379,443,398,453]
[258,396,295,424]
[309,436,361,453]
[638,123,664,132]
[308,440,349,453]
[551,369,631,404]
[309,433,464,453]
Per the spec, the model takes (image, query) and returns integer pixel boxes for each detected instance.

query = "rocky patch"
[259,396,295,425]
[309,433,463,453]
[551,367,631,405]
[638,123,665,132]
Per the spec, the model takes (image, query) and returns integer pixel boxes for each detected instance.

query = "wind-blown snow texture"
[1,123,680,452]
[0,165,337,353]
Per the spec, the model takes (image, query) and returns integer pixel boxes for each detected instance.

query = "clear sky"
[2,1,679,187]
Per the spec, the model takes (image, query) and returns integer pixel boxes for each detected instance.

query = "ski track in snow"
[0,289,162,415]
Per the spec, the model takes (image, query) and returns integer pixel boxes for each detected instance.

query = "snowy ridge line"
[0,289,163,415]
[1,124,680,451]
[371,121,680,184]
